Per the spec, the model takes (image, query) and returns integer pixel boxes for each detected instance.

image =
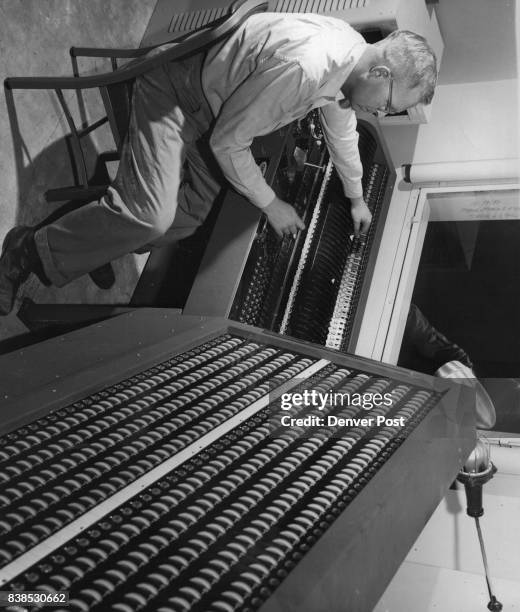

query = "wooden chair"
[5,0,268,203]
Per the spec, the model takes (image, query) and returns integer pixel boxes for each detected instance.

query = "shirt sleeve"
[209,59,314,209]
[319,103,363,200]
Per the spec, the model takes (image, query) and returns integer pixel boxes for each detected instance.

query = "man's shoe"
[88,262,116,290]
[0,226,50,316]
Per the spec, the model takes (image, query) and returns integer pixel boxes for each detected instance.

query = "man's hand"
[263,197,305,238]
[350,196,372,237]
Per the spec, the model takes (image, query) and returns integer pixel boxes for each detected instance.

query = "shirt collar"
[333,41,367,103]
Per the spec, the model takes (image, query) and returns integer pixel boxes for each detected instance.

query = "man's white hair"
[376,30,438,105]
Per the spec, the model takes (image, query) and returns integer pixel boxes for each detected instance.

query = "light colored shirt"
[202,12,367,209]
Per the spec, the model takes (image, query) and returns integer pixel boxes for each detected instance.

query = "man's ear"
[369,65,391,79]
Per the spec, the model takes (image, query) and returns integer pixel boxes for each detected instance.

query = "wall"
[434,0,517,85]
[381,1,519,170]
[382,78,519,167]
[0,0,156,231]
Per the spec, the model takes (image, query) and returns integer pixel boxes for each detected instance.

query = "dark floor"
[0,0,157,347]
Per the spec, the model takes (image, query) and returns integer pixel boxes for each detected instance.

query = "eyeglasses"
[373,76,393,118]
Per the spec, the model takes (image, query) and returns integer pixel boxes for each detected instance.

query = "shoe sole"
[0,225,36,316]
[1,226,27,257]
[0,226,32,315]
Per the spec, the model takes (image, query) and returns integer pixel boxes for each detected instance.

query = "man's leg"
[142,138,224,248]
[35,67,193,287]
[0,62,202,314]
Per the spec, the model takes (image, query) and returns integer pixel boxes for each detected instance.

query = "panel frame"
[0,308,475,608]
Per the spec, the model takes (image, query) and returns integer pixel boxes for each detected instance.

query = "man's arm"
[319,103,372,236]
[209,59,315,236]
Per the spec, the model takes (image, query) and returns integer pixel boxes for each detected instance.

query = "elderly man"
[0,12,437,315]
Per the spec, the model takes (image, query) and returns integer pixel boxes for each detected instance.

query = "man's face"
[348,69,423,116]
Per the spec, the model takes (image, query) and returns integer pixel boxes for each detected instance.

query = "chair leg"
[54,88,90,188]
[99,150,120,163]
